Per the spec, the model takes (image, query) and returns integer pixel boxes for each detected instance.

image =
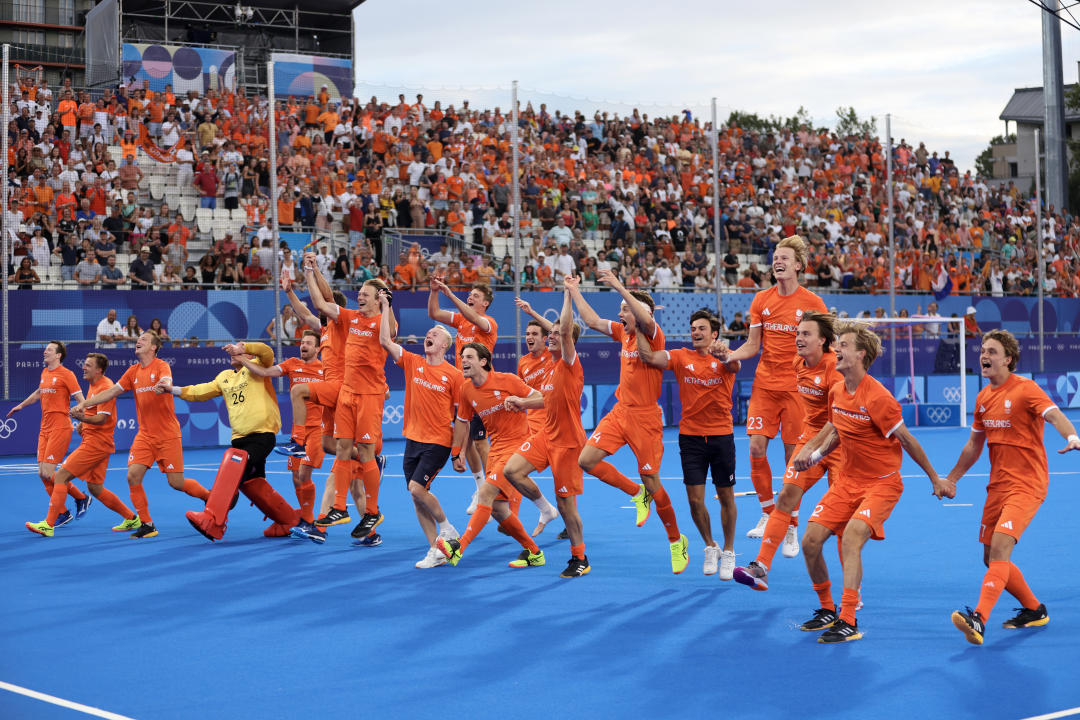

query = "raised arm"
[432,276,489,332]
[379,293,404,362]
[560,276,578,363]
[514,297,553,333]
[598,267,655,337]
[236,354,284,378]
[308,266,341,321]
[567,277,611,336]
[427,277,453,324]
[893,424,954,498]
[302,251,334,302]
[284,281,320,331]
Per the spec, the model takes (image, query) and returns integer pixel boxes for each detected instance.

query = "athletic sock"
[359,459,380,514]
[975,560,1011,621]
[813,581,834,611]
[331,458,351,511]
[130,485,152,524]
[749,456,774,510]
[1005,562,1040,610]
[590,460,640,496]
[755,509,792,570]
[458,504,491,551]
[67,484,87,501]
[533,495,556,516]
[181,478,210,501]
[45,482,70,525]
[437,520,454,535]
[95,487,135,519]
[297,481,316,523]
[571,543,586,560]
[789,508,799,528]
[839,588,860,625]
[651,486,680,542]
[472,472,485,492]
[499,513,540,554]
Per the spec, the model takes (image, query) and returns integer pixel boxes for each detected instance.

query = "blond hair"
[775,234,808,271]
[836,322,882,370]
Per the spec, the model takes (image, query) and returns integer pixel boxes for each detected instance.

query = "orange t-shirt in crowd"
[793,351,839,438]
[456,371,532,455]
[748,285,828,391]
[336,308,387,394]
[58,99,78,127]
[449,312,497,371]
[396,351,462,447]
[828,373,903,482]
[972,374,1058,497]
[609,321,665,409]
[277,357,325,429]
[39,365,81,431]
[666,347,736,435]
[117,358,182,438]
[540,355,587,448]
[518,349,553,434]
[80,376,117,452]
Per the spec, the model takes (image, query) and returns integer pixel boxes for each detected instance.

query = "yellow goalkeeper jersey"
[179,342,281,439]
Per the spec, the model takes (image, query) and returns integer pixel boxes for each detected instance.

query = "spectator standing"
[129,246,155,290]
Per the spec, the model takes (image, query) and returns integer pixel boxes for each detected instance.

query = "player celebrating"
[73,331,210,539]
[10,340,91,526]
[637,309,741,578]
[790,323,953,643]
[569,268,689,574]
[378,293,463,568]
[161,342,300,541]
[947,330,1080,645]
[513,298,555,438]
[428,279,498,514]
[435,343,556,569]
[717,235,827,543]
[26,353,139,536]
[733,311,842,590]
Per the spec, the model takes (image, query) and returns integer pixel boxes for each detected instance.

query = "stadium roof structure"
[999,84,1080,124]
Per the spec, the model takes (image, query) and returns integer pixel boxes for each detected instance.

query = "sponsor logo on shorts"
[558,486,568,493]
[1000,520,1013,530]
[858,509,870,518]
[166,464,174,470]
[642,463,652,471]
[361,433,372,440]
[47,454,55,460]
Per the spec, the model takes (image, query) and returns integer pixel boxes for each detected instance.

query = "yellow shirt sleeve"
[179,378,224,402]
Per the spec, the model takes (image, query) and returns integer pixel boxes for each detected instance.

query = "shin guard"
[185,448,248,541]
[242,476,301,531]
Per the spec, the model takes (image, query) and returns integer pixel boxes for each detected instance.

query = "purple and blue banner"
[122,43,236,95]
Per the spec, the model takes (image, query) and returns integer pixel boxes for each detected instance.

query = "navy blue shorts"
[402,439,451,489]
[678,434,736,487]
[469,415,486,442]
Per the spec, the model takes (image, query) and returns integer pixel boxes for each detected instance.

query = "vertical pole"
[2,45,9,399]
[164,0,169,42]
[294,7,300,52]
[959,317,967,427]
[886,113,895,374]
[268,61,283,387]
[511,80,521,361]
[711,97,722,317]
[1035,128,1044,372]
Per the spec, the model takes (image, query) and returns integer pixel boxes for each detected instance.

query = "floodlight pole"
[1035,128,1045,372]
[511,80,522,361]
[712,97,722,317]
[887,114,895,375]
[268,61,283,388]
[2,44,9,399]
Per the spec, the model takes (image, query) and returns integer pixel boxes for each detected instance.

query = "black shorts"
[232,432,276,483]
[469,415,486,442]
[402,439,451,489]
[678,433,736,487]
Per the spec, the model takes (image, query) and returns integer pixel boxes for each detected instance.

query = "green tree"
[834,106,876,137]
[974,134,1016,179]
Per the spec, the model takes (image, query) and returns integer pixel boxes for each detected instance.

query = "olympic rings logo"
[926,406,953,424]
[0,418,17,439]
[942,386,962,403]
[597,350,610,359]
[382,405,404,423]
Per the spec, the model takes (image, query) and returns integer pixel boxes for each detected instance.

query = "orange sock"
[67,483,87,501]
[94,487,135,519]
[1005,562,1040,610]
[839,588,860,625]
[975,560,1011,620]
[331,458,352,510]
[181,478,210,501]
[755,509,791,570]
[571,543,586,560]
[296,481,316,523]
[458,504,491,551]
[813,581,834,611]
[499,514,539,554]
[41,477,54,495]
[45,482,70,525]
[651,486,681,542]
[130,485,152,524]
[749,456,774,510]
[359,459,379,514]
[590,460,639,496]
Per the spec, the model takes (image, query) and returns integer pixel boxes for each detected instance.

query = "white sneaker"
[703,545,720,575]
[466,491,478,514]
[438,523,460,541]
[781,525,800,558]
[746,513,769,539]
[416,547,447,569]
[719,550,736,580]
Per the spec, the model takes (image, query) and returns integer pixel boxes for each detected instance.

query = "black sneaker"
[560,556,591,578]
[130,522,159,539]
[556,528,569,540]
[1001,603,1049,629]
[315,507,350,527]
[818,619,862,643]
[951,606,985,645]
[351,512,384,538]
[799,608,838,632]
[75,495,92,519]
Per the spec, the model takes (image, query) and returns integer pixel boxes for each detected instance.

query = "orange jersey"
[828,373,903,482]
[336,308,387,394]
[972,374,1058,497]
[456,371,532,454]
[397,352,463,446]
[319,321,346,383]
[117,358,181,438]
[80,376,117,450]
[610,321,665,409]
[748,286,828,390]
[450,312,498,370]
[39,365,81,428]
[518,350,553,432]
[278,357,325,429]
[793,351,840,436]
[666,347,736,435]
[540,356,586,448]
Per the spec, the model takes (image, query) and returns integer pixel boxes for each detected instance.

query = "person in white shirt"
[651,259,676,289]
[96,309,125,348]
[552,244,575,282]
[315,245,334,280]
[546,216,573,247]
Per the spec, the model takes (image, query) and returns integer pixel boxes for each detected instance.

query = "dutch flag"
[931,263,952,301]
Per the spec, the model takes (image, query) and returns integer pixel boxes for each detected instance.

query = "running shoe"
[746,513,768,539]
[633,485,652,527]
[1001,604,1049,630]
[25,520,54,537]
[466,491,479,515]
[508,548,546,568]
[556,528,569,540]
[130,522,158,539]
[351,532,382,547]
[733,561,770,591]
[290,521,324,543]
[951,606,985,645]
[436,537,462,566]
[781,525,800,558]
[719,550,736,581]
[416,547,447,569]
[669,534,689,574]
[351,512,384,538]
[53,510,73,528]
[818,619,862,643]
[560,556,591,578]
[315,507,350,527]
[274,440,307,458]
[703,545,720,575]
[74,495,93,519]
[799,608,838,631]
[112,516,142,532]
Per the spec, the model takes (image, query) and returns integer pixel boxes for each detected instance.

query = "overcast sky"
[353,0,1080,173]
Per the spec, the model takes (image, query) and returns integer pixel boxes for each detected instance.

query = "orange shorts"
[127,432,184,474]
[59,442,112,484]
[809,472,903,541]
[783,441,842,493]
[333,391,383,444]
[517,432,584,497]
[979,486,1044,544]
[307,379,341,413]
[587,402,663,476]
[747,388,803,444]
[485,449,523,504]
[38,423,73,464]
[289,425,326,471]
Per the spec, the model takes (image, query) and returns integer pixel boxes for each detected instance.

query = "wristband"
[809,450,823,465]
[1069,434,1079,445]
[451,445,462,458]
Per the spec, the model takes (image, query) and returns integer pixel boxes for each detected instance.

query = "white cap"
[965,306,976,315]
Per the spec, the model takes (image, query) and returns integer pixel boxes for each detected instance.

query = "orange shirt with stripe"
[336,308,387,394]
[518,349,553,434]
[449,312,497,371]
[748,286,828,391]
[277,357,325,429]
[397,351,463,446]
[80,376,117,452]
[972,374,1057,497]
[540,356,587,448]
[609,321,665,409]
[828,374,903,482]
[456,371,532,456]
[667,347,735,435]
[39,365,81,431]
[794,350,839,438]
[117,358,182,438]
